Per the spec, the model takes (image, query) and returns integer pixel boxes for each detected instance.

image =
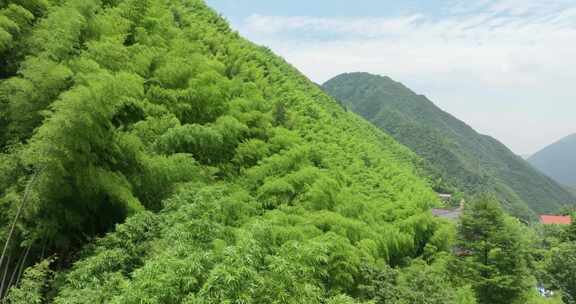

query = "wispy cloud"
[241,0,576,43]
[239,3,576,88]
[234,0,576,153]
[243,14,424,38]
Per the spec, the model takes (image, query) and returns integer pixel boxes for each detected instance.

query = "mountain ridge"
[323,72,575,217]
[529,133,576,187]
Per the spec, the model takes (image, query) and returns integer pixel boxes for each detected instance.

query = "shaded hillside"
[0,0,474,302]
[323,72,575,217]
[567,186,576,197]
[529,134,576,187]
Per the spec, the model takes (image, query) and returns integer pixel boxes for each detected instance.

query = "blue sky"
[207,1,445,19]
[206,0,576,155]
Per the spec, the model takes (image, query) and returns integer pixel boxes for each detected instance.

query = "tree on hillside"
[544,242,576,304]
[451,197,534,304]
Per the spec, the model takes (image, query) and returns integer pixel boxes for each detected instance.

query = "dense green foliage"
[535,217,576,304]
[323,73,576,218]
[452,197,534,304]
[0,1,568,303]
[544,242,576,303]
[6,258,53,304]
[0,0,475,302]
[529,134,576,187]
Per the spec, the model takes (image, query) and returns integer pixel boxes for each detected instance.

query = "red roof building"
[539,215,572,225]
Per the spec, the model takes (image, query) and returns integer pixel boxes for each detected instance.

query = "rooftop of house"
[539,215,571,225]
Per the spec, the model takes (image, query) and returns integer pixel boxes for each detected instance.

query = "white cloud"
[243,14,424,38]
[234,0,576,154]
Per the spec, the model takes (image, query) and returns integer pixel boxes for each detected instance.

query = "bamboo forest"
[0,0,575,303]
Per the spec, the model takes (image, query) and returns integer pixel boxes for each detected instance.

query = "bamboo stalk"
[7,243,32,296]
[0,251,11,299]
[15,243,31,286]
[4,251,21,299]
[0,169,41,274]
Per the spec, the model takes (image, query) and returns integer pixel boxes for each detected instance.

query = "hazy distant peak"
[529,133,576,186]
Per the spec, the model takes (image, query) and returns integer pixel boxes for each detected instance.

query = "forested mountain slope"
[0,0,471,302]
[323,72,575,218]
[529,134,576,187]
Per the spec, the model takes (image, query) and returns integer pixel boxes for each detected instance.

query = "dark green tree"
[544,242,576,303]
[452,197,534,304]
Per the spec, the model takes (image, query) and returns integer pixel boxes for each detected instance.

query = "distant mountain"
[323,72,575,218]
[566,186,576,197]
[529,134,576,187]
